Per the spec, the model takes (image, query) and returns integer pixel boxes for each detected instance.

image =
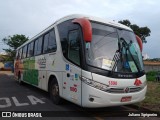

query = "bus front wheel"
[49,79,62,105]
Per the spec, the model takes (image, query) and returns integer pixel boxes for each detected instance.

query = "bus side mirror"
[135,35,143,52]
[72,18,92,42]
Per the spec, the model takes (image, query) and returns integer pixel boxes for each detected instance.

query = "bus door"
[63,29,82,105]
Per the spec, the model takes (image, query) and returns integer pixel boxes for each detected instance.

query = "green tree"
[118,20,151,43]
[2,34,29,61]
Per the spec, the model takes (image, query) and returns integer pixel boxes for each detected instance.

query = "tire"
[49,79,62,105]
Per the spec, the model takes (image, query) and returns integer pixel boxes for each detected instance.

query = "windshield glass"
[85,22,144,73]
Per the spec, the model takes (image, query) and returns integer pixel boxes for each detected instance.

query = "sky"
[0,0,159,58]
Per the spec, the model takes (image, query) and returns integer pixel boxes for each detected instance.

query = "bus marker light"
[121,96,132,102]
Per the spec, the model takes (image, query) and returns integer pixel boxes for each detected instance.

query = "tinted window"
[30,42,34,56]
[34,37,42,55]
[27,42,34,57]
[22,45,27,59]
[37,37,42,55]
[19,48,22,59]
[57,20,75,58]
[43,29,57,53]
[43,33,49,53]
[68,30,80,65]
[27,44,30,57]
[57,20,81,65]
[34,39,38,55]
[48,30,56,52]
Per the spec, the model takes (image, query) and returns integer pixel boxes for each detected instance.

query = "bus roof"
[17,14,132,50]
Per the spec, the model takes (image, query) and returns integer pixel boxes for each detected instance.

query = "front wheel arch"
[48,76,62,105]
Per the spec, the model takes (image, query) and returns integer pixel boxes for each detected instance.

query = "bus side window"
[68,30,80,65]
[34,37,42,55]
[22,45,27,59]
[43,33,49,53]
[19,48,22,59]
[37,37,43,55]
[27,42,34,57]
[48,29,57,52]
[30,42,34,56]
[16,50,19,60]
[34,39,38,55]
[27,43,31,57]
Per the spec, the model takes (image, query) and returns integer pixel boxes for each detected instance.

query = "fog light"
[89,97,94,102]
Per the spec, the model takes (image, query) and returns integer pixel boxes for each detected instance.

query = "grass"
[146,71,158,81]
[137,81,160,112]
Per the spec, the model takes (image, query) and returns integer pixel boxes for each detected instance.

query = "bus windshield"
[85,22,144,73]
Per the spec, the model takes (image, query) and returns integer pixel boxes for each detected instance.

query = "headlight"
[81,76,109,91]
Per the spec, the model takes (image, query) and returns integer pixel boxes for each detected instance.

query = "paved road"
[0,72,159,120]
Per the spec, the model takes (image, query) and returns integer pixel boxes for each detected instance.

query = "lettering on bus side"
[37,57,46,68]
[109,81,117,86]
[70,86,77,92]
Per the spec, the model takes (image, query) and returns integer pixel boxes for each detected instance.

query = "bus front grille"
[106,86,143,93]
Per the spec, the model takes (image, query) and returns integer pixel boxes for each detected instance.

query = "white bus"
[14,14,147,108]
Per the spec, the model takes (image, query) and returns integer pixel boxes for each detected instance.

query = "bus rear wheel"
[49,79,62,105]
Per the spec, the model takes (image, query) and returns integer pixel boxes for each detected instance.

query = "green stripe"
[23,58,38,86]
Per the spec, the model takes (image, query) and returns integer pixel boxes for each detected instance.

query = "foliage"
[2,34,29,61]
[118,20,151,43]
[145,58,160,61]
[146,71,158,81]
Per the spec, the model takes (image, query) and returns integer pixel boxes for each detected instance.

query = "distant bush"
[146,71,158,81]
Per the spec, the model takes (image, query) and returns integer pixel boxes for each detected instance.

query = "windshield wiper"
[120,38,140,72]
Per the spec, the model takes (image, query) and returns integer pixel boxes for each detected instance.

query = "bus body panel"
[62,63,82,106]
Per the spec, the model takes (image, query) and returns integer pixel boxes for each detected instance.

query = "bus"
[14,14,147,108]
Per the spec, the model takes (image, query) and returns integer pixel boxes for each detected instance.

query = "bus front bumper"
[82,82,147,108]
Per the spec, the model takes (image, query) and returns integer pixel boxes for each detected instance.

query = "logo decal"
[75,74,78,80]
[134,78,142,86]
[66,64,70,71]
[124,87,130,93]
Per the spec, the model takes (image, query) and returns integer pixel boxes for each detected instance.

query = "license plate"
[121,96,132,102]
